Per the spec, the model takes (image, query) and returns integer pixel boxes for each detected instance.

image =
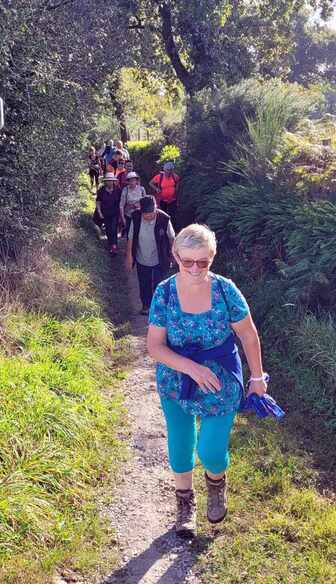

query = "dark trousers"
[89,169,99,188]
[160,200,177,228]
[125,216,132,239]
[136,263,163,308]
[104,215,119,246]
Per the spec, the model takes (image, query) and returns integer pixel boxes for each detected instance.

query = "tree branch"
[157,2,195,95]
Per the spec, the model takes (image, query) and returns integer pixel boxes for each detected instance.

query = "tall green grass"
[0,179,131,582]
[195,414,336,583]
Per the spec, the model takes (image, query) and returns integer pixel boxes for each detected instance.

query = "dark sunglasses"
[176,253,211,269]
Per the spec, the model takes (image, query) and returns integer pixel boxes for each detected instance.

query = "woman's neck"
[177,272,211,290]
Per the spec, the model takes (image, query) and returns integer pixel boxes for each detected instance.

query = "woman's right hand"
[186,362,221,394]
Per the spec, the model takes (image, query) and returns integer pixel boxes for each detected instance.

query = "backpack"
[159,172,178,190]
[125,185,146,203]
[124,185,146,213]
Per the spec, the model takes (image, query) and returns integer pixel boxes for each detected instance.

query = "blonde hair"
[173,224,217,256]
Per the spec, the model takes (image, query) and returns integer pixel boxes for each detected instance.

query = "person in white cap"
[96,173,121,255]
[119,172,146,238]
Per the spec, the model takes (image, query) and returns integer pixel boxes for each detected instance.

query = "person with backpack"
[149,161,180,228]
[106,149,124,174]
[126,196,175,315]
[147,223,268,539]
[119,171,146,237]
[95,173,121,255]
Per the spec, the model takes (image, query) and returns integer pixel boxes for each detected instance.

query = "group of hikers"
[88,139,180,315]
[88,139,268,542]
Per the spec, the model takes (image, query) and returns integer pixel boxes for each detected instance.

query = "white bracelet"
[249,373,269,383]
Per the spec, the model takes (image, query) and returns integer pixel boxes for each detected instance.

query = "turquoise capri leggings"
[160,397,237,475]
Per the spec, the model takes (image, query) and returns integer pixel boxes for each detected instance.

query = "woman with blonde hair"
[147,224,267,538]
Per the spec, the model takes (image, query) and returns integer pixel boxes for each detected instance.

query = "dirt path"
[103,266,200,584]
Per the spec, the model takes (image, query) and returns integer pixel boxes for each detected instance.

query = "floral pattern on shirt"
[149,273,250,417]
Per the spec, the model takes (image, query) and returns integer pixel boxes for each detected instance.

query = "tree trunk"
[108,72,130,142]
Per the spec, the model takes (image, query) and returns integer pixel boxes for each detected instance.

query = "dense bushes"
[0,1,127,258]
[127,140,182,189]
[183,79,336,445]
[127,140,163,187]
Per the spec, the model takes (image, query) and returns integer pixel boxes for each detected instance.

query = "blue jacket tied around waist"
[168,333,244,401]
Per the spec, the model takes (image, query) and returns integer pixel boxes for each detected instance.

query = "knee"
[197,443,230,475]
[168,443,195,474]
[167,423,196,473]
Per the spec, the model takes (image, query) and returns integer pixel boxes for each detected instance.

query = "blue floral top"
[149,273,250,417]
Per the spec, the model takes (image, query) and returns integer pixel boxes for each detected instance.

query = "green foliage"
[225,81,322,184]
[188,78,336,441]
[0,183,132,581]
[119,1,335,95]
[177,169,227,229]
[195,412,336,582]
[127,140,163,187]
[292,313,336,430]
[109,68,185,141]
[159,144,181,164]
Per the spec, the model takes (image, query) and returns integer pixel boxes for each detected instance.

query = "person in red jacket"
[149,161,180,228]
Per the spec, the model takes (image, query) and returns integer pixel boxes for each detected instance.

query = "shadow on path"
[105,531,212,584]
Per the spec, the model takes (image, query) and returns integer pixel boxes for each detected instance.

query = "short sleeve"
[219,277,250,323]
[149,281,168,328]
[152,174,160,185]
[96,188,103,202]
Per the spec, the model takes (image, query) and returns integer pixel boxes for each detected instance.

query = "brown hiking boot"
[205,472,228,524]
[175,489,197,539]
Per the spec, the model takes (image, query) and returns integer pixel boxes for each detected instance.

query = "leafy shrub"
[292,313,336,431]
[159,144,181,165]
[127,140,163,188]
[177,166,228,229]
[225,82,322,185]
[282,201,336,307]
[183,79,336,450]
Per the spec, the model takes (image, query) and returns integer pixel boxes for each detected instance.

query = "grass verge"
[194,414,336,583]
[0,178,132,583]
[191,252,336,583]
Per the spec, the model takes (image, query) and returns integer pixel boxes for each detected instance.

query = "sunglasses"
[176,253,211,269]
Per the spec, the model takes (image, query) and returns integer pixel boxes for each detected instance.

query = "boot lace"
[177,494,194,526]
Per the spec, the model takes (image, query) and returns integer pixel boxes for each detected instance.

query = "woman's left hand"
[247,379,268,397]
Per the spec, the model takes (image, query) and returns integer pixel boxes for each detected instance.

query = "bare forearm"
[126,240,132,258]
[148,342,195,376]
[240,332,263,377]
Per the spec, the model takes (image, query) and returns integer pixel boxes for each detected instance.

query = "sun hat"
[163,161,175,171]
[126,171,139,180]
[103,172,119,182]
[140,196,156,213]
